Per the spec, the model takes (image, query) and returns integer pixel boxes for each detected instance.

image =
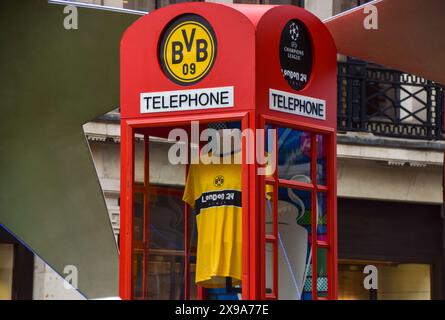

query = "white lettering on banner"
[140,87,234,114]
[269,88,326,120]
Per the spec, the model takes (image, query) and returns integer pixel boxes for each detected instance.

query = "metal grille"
[337,60,444,140]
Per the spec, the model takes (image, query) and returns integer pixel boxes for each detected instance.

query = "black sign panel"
[279,19,313,91]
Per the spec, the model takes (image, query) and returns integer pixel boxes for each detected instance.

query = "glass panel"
[147,189,184,250]
[132,251,143,299]
[265,183,274,236]
[133,193,144,242]
[316,134,327,186]
[147,187,185,300]
[125,0,155,11]
[134,136,144,184]
[234,0,261,3]
[263,123,277,179]
[277,128,312,183]
[278,186,312,300]
[264,124,276,236]
[265,242,275,296]
[0,244,14,300]
[147,254,184,299]
[264,0,303,5]
[338,263,370,300]
[333,0,368,16]
[378,263,431,300]
[56,0,201,12]
[189,262,198,300]
[339,262,432,300]
[316,192,327,242]
[316,248,328,298]
[157,0,201,9]
[302,264,313,300]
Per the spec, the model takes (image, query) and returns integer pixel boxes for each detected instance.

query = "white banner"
[269,88,326,120]
[140,87,234,114]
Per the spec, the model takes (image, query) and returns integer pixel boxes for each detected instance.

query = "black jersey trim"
[195,190,242,213]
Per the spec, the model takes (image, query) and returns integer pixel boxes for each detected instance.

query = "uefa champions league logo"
[289,22,299,41]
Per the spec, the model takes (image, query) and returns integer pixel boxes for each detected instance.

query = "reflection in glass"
[277,128,312,182]
[265,185,274,236]
[316,193,327,242]
[147,188,185,300]
[54,0,201,12]
[275,186,312,300]
[316,134,327,186]
[133,251,143,299]
[147,254,184,299]
[265,242,275,296]
[134,138,144,183]
[263,0,303,4]
[133,193,144,242]
[316,248,328,298]
[133,186,186,299]
[234,0,261,3]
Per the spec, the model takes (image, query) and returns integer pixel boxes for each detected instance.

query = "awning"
[324,0,445,85]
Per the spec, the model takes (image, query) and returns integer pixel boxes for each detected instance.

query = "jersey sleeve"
[265,183,274,200]
[264,153,274,200]
[182,164,197,208]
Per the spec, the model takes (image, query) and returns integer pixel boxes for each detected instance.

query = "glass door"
[131,130,196,300]
[130,119,244,300]
[263,121,335,300]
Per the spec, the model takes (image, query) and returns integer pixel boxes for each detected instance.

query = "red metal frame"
[120,112,256,300]
[260,115,337,300]
[119,121,134,300]
[142,135,149,298]
[120,116,337,300]
[184,162,190,300]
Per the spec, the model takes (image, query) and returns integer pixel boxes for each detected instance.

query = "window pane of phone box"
[278,187,312,300]
[277,128,312,183]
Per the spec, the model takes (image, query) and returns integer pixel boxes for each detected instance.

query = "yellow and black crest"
[214,175,224,187]
[159,14,217,86]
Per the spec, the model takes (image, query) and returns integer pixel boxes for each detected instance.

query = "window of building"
[234,0,303,5]
[51,0,203,12]
[333,0,371,15]
[0,244,14,300]
[339,261,432,300]
[0,226,35,300]
[53,0,302,12]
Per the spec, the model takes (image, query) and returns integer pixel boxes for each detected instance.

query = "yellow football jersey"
[183,152,243,288]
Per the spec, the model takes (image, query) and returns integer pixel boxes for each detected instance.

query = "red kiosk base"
[120,3,337,300]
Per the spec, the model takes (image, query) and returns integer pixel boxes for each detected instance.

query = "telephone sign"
[159,14,217,86]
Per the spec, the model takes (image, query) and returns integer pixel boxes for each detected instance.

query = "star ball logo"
[279,19,312,91]
[289,22,299,41]
[214,175,224,187]
[159,14,217,86]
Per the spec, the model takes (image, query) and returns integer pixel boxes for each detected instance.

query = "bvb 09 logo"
[214,175,224,187]
[159,14,217,85]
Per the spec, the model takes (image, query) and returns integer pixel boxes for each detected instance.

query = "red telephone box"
[120,2,337,300]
